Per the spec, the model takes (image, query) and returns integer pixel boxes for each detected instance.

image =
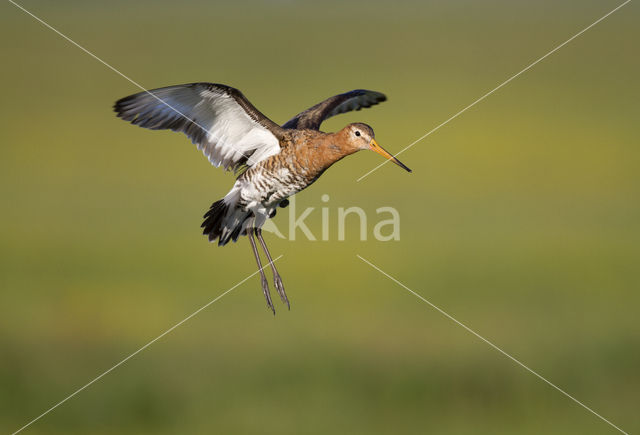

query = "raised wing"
[282,89,386,131]
[114,83,285,170]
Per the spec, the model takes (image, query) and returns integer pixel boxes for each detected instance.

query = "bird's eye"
[355,131,361,137]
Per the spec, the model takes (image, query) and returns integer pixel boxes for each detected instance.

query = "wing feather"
[115,83,284,170]
[282,89,386,130]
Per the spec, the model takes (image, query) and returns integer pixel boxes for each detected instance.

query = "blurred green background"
[1,0,638,433]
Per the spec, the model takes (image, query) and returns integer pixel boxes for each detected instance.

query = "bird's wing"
[114,83,285,170]
[282,89,386,131]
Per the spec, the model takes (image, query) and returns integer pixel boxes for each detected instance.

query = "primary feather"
[282,89,386,130]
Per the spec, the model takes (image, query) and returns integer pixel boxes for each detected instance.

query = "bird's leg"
[255,228,289,309]
[248,221,275,314]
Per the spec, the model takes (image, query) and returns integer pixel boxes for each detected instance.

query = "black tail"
[201,200,227,244]
[201,199,247,246]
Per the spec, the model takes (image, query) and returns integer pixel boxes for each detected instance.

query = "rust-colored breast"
[238,128,359,208]
[274,129,357,180]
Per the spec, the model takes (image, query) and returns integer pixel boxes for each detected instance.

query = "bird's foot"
[261,276,275,315]
[273,274,290,310]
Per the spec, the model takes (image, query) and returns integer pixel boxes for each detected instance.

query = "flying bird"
[114,83,410,313]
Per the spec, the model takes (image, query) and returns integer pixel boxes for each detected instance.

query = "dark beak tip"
[396,161,412,173]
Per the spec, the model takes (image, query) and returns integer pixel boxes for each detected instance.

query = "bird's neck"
[311,132,356,170]
[286,130,358,177]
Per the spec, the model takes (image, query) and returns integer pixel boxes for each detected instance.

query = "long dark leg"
[256,228,289,309]
[248,221,275,314]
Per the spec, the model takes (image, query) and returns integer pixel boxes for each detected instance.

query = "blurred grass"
[1,0,639,433]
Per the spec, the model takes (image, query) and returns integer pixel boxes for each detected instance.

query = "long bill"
[369,139,412,173]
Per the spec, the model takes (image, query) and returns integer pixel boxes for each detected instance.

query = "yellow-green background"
[1,0,638,433]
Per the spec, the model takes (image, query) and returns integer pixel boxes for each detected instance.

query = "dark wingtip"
[351,89,386,103]
[113,96,132,119]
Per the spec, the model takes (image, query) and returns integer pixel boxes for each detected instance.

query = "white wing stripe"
[115,83,281,170]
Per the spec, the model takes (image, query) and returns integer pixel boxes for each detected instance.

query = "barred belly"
[236,162,309,218]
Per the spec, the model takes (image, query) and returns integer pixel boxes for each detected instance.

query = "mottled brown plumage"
[115,83,410,313]
[258,127,365,186]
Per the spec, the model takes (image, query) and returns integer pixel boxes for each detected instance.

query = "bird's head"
[343,123,411,173]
